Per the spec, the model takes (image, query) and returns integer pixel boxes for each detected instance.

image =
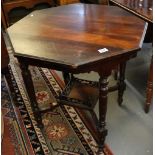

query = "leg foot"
[144,104,150,113]
[117,62,126,106]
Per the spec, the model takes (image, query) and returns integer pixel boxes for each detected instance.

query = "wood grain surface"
[7,3,147,68]
[110,0,153,22]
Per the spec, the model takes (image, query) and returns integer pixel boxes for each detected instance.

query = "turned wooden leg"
[113,65,120,80]
[62,72,70,85]
[117,62,126,106]
[145,58,153,113]
[19,62,43,128]
[97,75,109,154]
[114,69,118,80]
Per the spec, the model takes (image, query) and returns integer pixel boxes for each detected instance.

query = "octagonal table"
[7,3,147,154]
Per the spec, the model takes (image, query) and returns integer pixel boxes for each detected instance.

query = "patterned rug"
[1,51,113,155]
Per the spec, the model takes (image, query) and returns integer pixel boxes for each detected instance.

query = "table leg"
[98,74,108,154]
[20,63,43,128]
[113,66,119,80]
[62,72,70,85]
[117,62,126,106]
[145,58,153,113]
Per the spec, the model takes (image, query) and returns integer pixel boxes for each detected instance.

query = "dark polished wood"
[1,4,9,29]
[110,0,153,113]
[98,70,109,153]
[8,4,147,65]
[117,62,126,106]
[145,57,153,113]
[7,3,147,153]
[1,32,9,69]
[2,0,53,13]
[110,0,152,22]
[81,0,109,5]
[2,0,54,28]
[109,0,153,42]
[62,72,71,84]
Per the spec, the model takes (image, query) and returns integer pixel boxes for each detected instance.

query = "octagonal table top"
[7,3,147,68]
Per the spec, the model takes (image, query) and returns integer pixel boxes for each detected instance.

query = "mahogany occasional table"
[110,0,153,113]
[7,3,147,154]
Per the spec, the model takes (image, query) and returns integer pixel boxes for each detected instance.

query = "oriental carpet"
[1,50,113,155]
